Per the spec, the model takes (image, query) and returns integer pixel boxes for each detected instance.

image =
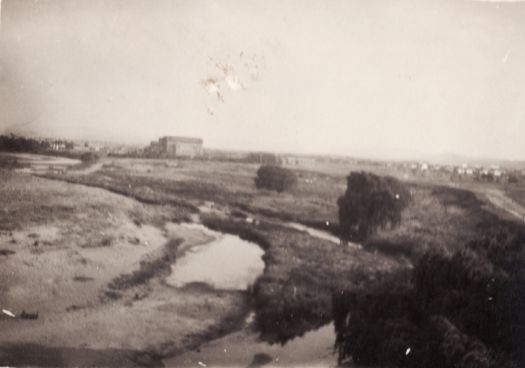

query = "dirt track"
[478,187,525,222]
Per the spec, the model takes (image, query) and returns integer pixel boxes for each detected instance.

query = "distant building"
[282,156,316,166]
[51,142,66,151]
[146,136,203,158]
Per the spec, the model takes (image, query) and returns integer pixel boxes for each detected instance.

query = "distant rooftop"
[161,136,203,144]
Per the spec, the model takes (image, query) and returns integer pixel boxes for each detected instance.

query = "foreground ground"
[0,171,248,366]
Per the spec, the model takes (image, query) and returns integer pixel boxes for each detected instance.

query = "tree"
[80,152,100,163]
[255,165,297,193]
[337,172,410,242]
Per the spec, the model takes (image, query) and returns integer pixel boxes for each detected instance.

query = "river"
[165,223,265,290]
[163,222,338,367]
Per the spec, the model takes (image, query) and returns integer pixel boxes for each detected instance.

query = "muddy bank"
[0,343,163,367]
[107,238,183,291]
[165,320,338,367]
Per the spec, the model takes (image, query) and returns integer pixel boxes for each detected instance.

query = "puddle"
[286,222,361,249]
[166,223,265,290]
[164,322,337,367]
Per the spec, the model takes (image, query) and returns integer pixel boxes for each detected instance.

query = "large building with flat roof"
[146,136,203,158]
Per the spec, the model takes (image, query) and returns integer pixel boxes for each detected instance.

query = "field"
[1,155,524,366]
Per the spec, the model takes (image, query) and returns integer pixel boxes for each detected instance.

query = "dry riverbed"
[0,171,250,366]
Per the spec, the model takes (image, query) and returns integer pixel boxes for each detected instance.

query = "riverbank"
[0,171,255,366]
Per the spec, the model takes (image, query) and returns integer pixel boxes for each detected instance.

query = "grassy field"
[44,158,343,228]
[366,183,503,260]
[504,184,525,208]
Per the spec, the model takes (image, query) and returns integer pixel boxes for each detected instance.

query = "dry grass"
[45,158,346,231]
[365,184,501,260]
[504,184,525,208]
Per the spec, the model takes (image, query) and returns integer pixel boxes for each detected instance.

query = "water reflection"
[166,223,265,290]
[165,322,337,367]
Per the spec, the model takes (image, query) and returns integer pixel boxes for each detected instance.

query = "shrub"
[337,172,410,242]
[254,165,297,193]
[80,152,100,163]
[333,224,525,367]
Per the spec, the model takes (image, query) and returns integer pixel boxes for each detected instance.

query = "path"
[479,187,525,222]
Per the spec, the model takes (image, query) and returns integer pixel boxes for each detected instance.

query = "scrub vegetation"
[333,203,525,367]
[254,165,298,193]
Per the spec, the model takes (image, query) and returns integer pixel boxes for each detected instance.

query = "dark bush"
[333,223,525,367]
[507,175,519,184]
[80,152,100,163]
[254,165,297,193]
[337,172,410,242]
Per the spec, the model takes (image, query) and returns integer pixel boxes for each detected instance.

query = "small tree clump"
[80,152,100,163]
[337,171,410,242]
[255,165,297,193]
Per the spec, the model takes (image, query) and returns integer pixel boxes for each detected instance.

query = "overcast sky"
[1,0,524,160]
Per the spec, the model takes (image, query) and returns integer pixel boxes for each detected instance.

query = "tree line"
[0,134,74,153]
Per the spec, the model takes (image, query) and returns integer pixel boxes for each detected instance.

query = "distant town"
[1,133,524,185]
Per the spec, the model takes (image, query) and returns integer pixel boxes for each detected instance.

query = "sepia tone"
[0,1,524,367]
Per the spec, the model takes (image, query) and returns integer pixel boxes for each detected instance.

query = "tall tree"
[337,171,410,242]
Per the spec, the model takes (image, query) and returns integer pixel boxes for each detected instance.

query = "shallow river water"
[165,319,337,367]
[166,223,265,290]
[164,222,338,367]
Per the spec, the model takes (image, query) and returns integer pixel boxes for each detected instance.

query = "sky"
[0,0,524,160]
